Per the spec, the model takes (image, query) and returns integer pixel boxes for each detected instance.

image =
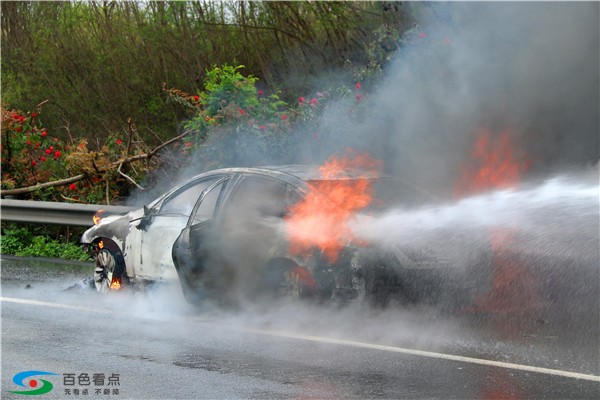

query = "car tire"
[94,249,115,293]
[363,263,404,307]
[94,244,128,293]
[261,257,317,299]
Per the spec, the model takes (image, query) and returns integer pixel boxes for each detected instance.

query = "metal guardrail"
[0,199,135,227]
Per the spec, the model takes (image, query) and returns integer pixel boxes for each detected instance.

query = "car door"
[204,174,302,298]
[136,176,223,280]
[172,177,230,301]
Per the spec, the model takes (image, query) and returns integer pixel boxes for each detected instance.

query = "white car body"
[81,170,231,286]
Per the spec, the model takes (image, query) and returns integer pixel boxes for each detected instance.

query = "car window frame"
[216,173,304,224]
[186,176,231,228]
[151,175,225,214]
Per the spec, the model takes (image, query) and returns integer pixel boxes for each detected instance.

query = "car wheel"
[94,249,116,293]
[93,244,127,293]
[262,257,317,299]
[363,263,404,307]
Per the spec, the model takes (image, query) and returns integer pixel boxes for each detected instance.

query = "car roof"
[195,165,385,182]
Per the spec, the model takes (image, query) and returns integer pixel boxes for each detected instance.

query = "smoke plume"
[352,2,599,195]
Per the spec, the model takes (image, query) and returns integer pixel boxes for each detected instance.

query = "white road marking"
[244,328,600,382]
[1,296,107,314]
[3,296,600,383]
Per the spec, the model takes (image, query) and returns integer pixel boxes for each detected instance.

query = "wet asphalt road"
[1,256,599,399]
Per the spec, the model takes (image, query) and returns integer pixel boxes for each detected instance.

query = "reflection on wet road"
[1,256,599,399]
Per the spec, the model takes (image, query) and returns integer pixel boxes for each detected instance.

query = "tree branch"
[0,130,194,198]
[117,162,144,190]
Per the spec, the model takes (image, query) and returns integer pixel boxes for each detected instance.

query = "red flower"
[281,114,287,120]
[54,138,59,142]
[31,160,37,166]
[15,127,22,132]
[41,131,47,137]
[13,113,19,119]
[298,97,305,104]
[193,95,199,102]
[184,142,192,147]
[31,113,36,117]
[45,149,52,154]
[310,98,319,105]
[26,141,31,145]
[40,156,46,162]
[54,151,61,158]
[35,142,40,147]
[419,32,427,38]
[19,116,24,123]
[259,125,266,131]
[69,183,77,191]
[239,108,245,116]
[49,146,54,151]
[116,139,123,145]
[355,94,363,101]
[257,90,264,96]
[355,82,361,90]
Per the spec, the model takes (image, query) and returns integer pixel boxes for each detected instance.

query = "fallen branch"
[1,174,87,196]
[117,162,144,191]
[0,129,193,197]
[60,194,87,204]
[105,177,110,205]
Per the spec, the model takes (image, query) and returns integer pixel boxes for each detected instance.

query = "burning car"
[170,155,493,307]
[82,152,492,307]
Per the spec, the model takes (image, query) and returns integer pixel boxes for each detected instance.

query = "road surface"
[1,256,599,399]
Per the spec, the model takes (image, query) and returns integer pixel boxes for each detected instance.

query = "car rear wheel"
[262,257,317,299]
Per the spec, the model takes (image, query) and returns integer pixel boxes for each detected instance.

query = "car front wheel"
[93,242,128,293]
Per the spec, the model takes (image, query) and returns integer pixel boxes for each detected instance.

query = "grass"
[0,225,91,261]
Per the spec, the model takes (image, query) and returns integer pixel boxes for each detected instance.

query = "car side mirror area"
[136,205,154,231]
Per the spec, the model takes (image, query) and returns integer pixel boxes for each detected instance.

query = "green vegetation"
[1,62,373,202]
[1,1,414,147]
[0,225,91,261]
[1,1,423,203]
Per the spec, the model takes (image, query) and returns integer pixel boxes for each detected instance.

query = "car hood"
[80,208,144,245]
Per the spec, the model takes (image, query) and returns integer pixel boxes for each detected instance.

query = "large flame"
[286,150,382,263]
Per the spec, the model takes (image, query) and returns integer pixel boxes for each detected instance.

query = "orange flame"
[93,210,104,225]
[110,277,121,290]
[455,129,530,197]
[286,150,382,263]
